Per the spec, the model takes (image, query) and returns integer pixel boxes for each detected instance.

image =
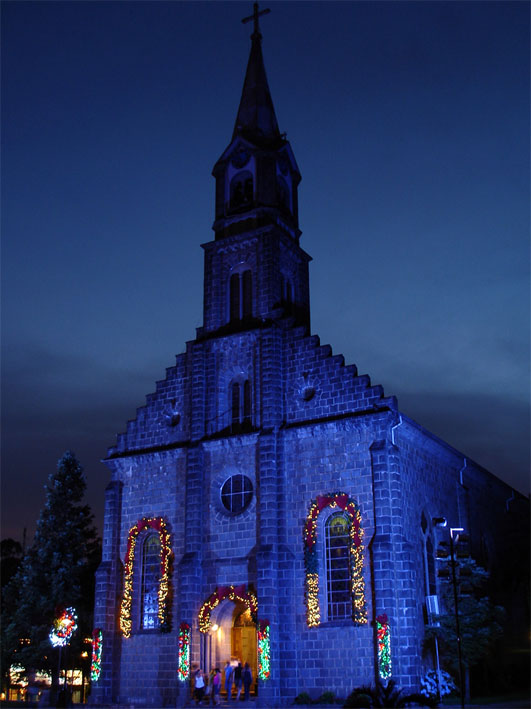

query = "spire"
[233,3,281,147]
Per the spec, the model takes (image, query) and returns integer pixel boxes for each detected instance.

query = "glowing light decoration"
[90,629,103,682]
[303,492,367,627]
[49,607,78,647]
[257,620,270,680]
[198,585,257,633]
[376,614,392,679]
[178,623,191,681]
[119,516,172,638]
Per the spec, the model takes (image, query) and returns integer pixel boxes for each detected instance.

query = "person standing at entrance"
[242,662,252,701]
[194,669,205,705]
[234,662,243,701]
[212,668,221,705]
[224,660,234,699]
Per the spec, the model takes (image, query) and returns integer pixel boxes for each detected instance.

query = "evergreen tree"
[1,538,24,598]
[425,558,504,699]
[2,452,100,685]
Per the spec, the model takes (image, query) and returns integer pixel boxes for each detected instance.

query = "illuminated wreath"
[49,607,78,647]
[304,492,367,627]
[91,628,103,681]
[376,614,392,679]
[119,516,172,638]
[198,585,257,633]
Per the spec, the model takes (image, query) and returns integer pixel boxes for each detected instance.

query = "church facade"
[92,12,527,708]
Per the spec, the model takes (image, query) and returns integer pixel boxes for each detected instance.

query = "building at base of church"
[91,10,528,707]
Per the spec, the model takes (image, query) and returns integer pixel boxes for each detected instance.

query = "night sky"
[2,1,529,543]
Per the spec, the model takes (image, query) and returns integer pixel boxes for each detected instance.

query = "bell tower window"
[229,269,252,322]
[231,379,252,432]
[230,171,253,210]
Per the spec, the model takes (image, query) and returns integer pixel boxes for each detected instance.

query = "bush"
[344,679,433,707]
[294,691,313,705]
[420,670,457,699]
[344,690,372,707]
[317,691,337,704]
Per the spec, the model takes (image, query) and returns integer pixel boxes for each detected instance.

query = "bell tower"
[198,3,311,338]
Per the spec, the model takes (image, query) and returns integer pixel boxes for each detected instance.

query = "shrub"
[317,690,336,704]
[420,669,457,699]
[295,691,313,705]
[344,679,433,707]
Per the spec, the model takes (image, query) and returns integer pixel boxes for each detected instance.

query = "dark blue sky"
[2,1,529,542]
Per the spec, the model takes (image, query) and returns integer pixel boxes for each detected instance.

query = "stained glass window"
[325,513,351,620]
[141,534,161,630]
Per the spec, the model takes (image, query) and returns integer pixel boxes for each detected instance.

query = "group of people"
[194,660,253,704]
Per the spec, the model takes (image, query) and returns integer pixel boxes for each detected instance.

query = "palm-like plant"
[344,679,436,708]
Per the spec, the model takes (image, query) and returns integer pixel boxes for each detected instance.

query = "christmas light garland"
[178,623,191,681]
[119,517,172,638]
[376,614,391,679]
[91,628,103,682]
[198,585,258,633]
[257,620,270,680]
[303,493,367,627]
[49,607,78,647]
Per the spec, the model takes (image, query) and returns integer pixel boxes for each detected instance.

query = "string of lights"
[257,620,271,680]
[119,517,172,638]
[304,493,367,626]
[198,585,258,633]
[178,623,191,681]
[376,614,392,679]
[91,628,103,682]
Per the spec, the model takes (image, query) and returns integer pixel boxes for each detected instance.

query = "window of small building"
[324,513,351,621]
[220,474,253,514]
[141,534,161,630]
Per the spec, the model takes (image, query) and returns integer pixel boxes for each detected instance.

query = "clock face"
[231,147,250,169]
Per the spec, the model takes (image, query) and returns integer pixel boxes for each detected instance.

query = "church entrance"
[231,605,257,686]
[202,599,257,696]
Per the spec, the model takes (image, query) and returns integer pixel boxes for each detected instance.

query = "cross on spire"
[242,2,271,39]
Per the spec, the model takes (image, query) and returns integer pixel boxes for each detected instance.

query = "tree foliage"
[425,558,505,675]
[1,451,101,677]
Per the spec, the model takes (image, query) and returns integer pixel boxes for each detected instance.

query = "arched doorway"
[199,588,258,696]
[231,604,257,687]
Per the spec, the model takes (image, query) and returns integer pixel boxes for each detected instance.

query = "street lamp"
[449,527,466,709]
[434,519,466,709]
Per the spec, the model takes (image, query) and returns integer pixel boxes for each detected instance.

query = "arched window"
[281,274,294,311]
[229,269,252,322]
[141,534,161,630]
[231,380,252,432]
[303,493,366,628]
[421,512,437,625]
[230,171,253,210]
[324,513,351,621]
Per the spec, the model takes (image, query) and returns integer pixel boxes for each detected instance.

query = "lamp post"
[433,518,466,709]
[449,528,466,709]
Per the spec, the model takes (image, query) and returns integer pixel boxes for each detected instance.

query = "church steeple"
[233,4,280,147]
[211,3,300,240]
[201,4,310,338]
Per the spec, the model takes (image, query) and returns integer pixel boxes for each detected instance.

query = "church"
[92,6,527,707]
